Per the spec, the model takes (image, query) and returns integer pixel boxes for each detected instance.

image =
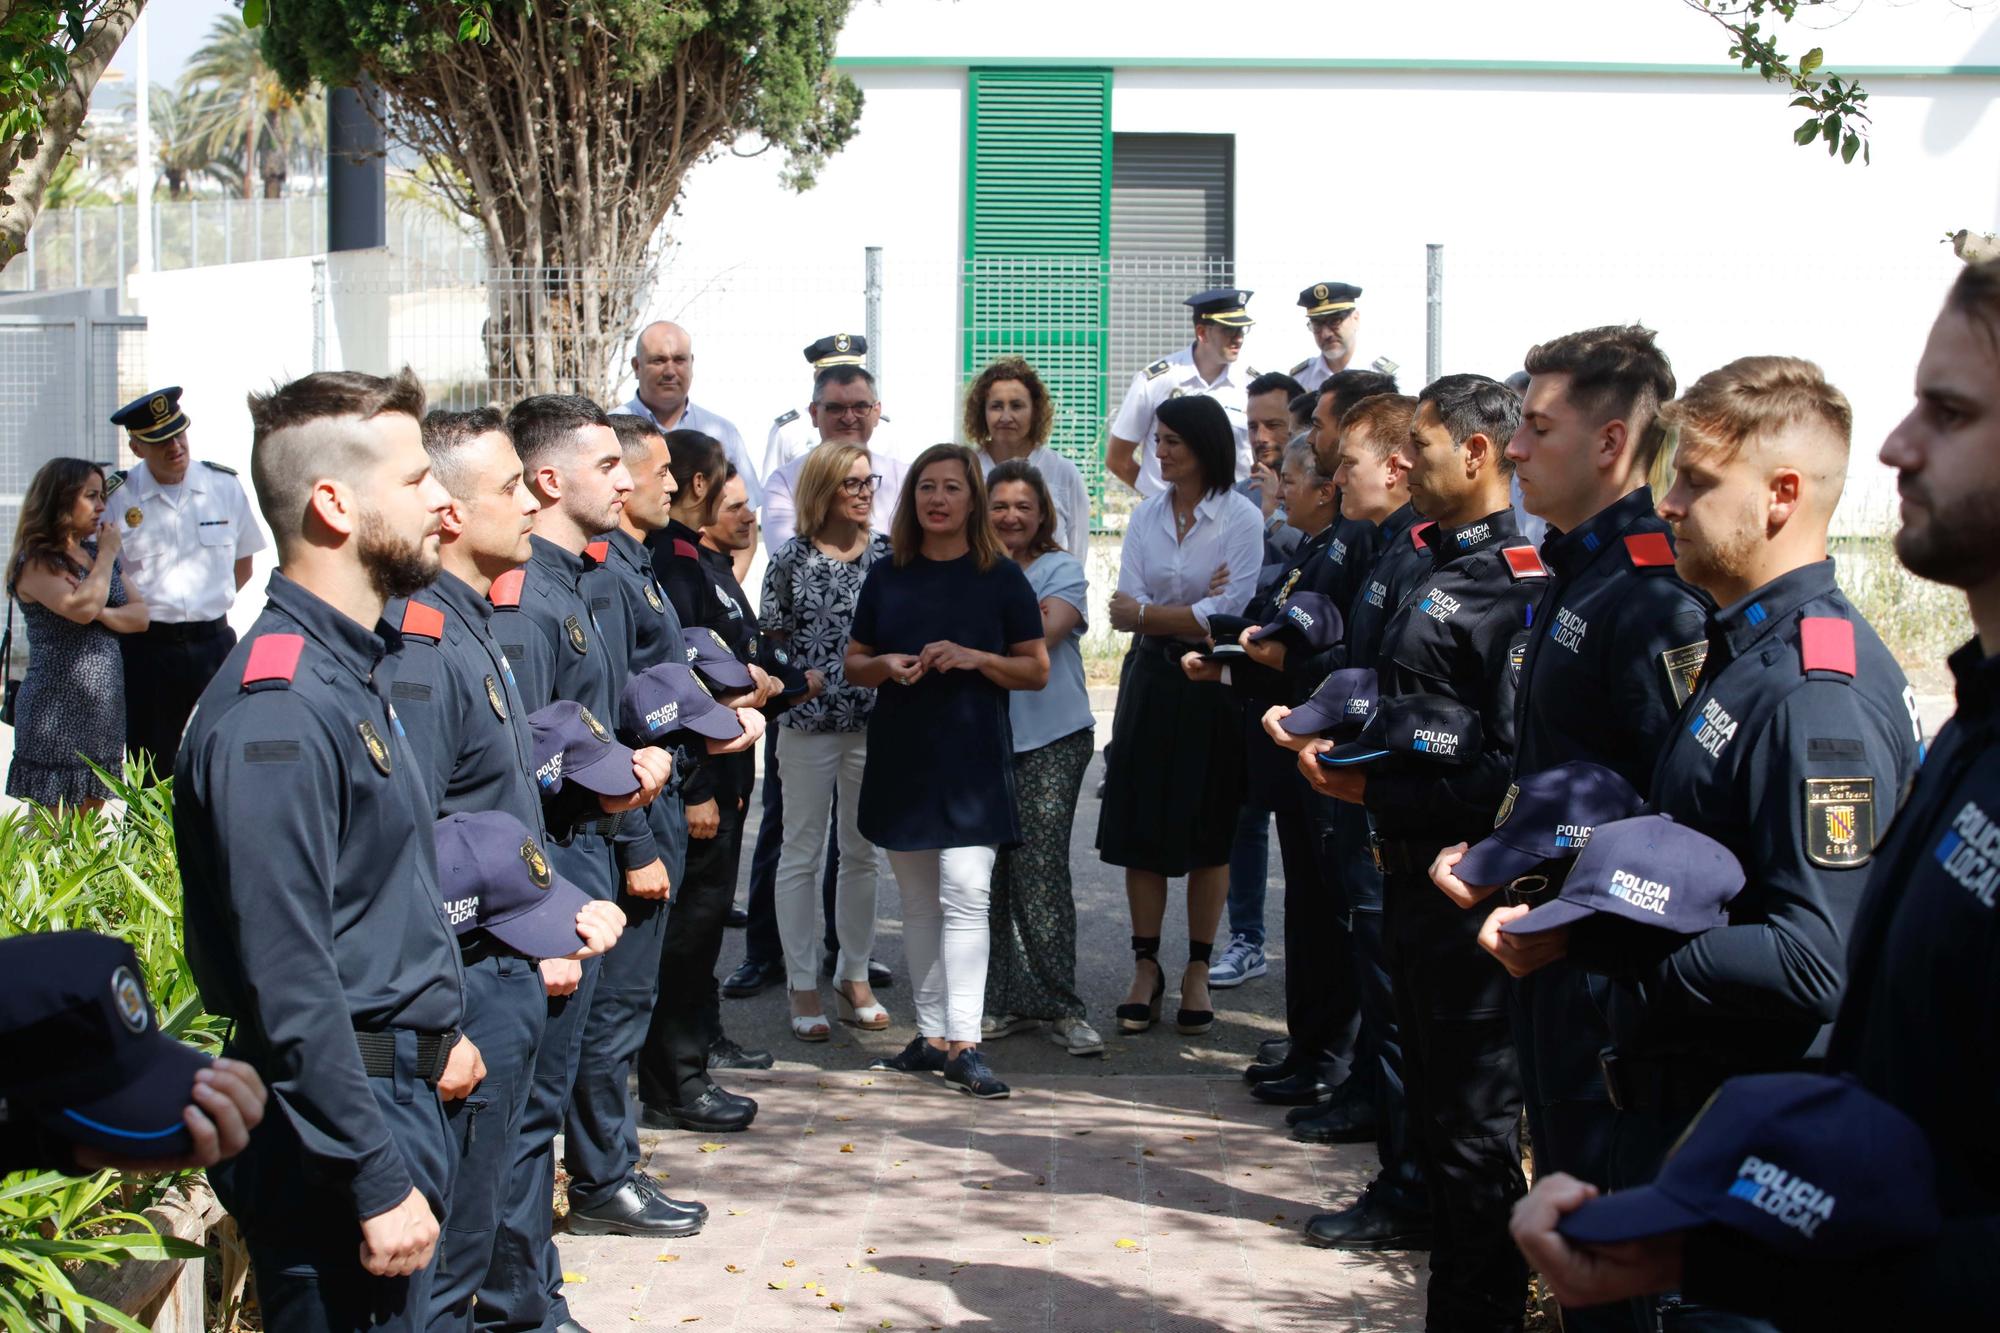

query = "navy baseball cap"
[1280,667,1378,739]
[1558,1073,1940,1258]
[0,931,212,1158]
[435,812,595,958]
[684,628,754,692]
[1501,814,1745,936]
[1456,762,1645,889]
[1320,694,1480,766]
[621,662,744,743]
[1248,593,1344,654]
[760,640,811,697]
[528,700,640,797]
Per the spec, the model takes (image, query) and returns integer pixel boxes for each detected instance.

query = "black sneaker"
[943,1048,1011,1100]
[707,1036,775,1071]
[868,1036,948,1074]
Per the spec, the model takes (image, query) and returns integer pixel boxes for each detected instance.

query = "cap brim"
[1499,897,1598,935]
[680,699,745,741]
[1557,1186,1713,1247]
[1206,314,1254,328]
[1279,699,1344,736]
[38,1037,210,1159]
[564,745,641,796]
[484,871,597,959]
[1319,744,1390,767]
[1455,836,1548,890]
[1201,643,1249,663]
[692,658,755,692]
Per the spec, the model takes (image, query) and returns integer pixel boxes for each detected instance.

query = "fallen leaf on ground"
[724,1264,743,1274]
[782,1259,797,1267]
[830,1302,845,1312]
[840,1143,855,1153]
[979,1183,992,1190]
[698,1142,725,1153]
[1022,1235,1054,1245]
[860,1078,874,1085]
[866,1246,878,1254]
[802,1127,816,1135]
[1142,1149,1155,1157]
[656,1254,680,1263]
[727,1208,748,1216]
[859,1265,879,1273]
[768,1280,789,1290]
[1113,1238,1141,1250]
[562,1272,586,1283]
[1182,1134,1198,1142]
[835,1114,853,1122]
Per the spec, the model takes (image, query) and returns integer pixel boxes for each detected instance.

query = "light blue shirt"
[620,395,761,509]
[1008,551,1094,753]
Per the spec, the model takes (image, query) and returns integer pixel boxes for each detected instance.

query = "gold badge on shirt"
[565,615,588,654]
[125,507,143,528]
[485,674,508,721]
[645,582,664,612]
[357,719,392,775]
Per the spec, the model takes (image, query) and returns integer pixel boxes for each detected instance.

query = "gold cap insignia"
[834,333,852,352]
[110,966,149,1033]
[579,706,611,743]
[1495,783,1519,827]
[1313,283,1329,301]
[521,838,551,888]
[150,395,169,419]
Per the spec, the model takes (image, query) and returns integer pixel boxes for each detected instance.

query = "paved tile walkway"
[556,1071,1424,1332]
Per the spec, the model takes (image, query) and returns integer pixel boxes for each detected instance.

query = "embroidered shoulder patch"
[399,600,445,640]
[489,569,526,607]
[1145,358,1172,380]
[584,540,610,564]
[672,539,700,561]
[1804,776,1875,868]
[1660,641,1708,707]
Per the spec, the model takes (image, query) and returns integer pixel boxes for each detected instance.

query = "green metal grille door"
[962,68,1111,526]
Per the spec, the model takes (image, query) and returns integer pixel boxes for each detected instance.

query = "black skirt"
[1095,641,1246,876]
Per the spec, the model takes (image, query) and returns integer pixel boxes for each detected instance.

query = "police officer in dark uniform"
[1297,374,1547,1331]
[386,407,634,1330]
[1489,357,1920,1331]
[485,395,683,1333]
[106,385,266,779]
[1429,326,1707,1333]
[175,369,468,1331]
[1190,433,1378,1108]
[1512,268,2000,1328]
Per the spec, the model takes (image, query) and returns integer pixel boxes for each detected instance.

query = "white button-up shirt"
[764,406,918,483]
[978,446,1091,563]
[1109,345,1254,498]
[620,395,760,509]
[1114,485,1263,634]
[760,446,909,556]
[1291,351,1336,392]
[111,459,266,623]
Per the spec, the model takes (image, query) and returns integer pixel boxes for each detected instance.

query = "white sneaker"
[982,1013,1039,1040]
[1208,935,1267,989]
[1046,1016,1105,1057]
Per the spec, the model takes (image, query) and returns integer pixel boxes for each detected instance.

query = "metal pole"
[312,257,327,371]
[328,80,387,251]
[224,199,232,265]
[864,245,883,380]
[1425,243,1443,384]
[116,205,125,309]
[72,208,82,284]
[190,198,199,267]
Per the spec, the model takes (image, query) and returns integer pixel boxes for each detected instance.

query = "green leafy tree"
[261,0,861,399]
[180,12,319,199]
[0,0,147,271]
[1682,0,1872,162]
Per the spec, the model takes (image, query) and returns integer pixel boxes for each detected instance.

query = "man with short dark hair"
[177,369,465,1332]
[1107,288,1258,496]
[1308,369,1402,477]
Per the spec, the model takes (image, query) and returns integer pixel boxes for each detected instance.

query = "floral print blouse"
[758,532,892,733]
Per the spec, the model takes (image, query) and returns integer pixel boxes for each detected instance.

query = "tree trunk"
[0,0,150,272]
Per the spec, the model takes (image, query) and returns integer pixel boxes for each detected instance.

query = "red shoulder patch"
[1411,521,1435,551]
[399,600,445,640]
[1799,617,1856,677]
[489,569,526,608]
[1502,545,1550,580]
[584,540,610,564]
[242,633,304,686]
[1623,531,1676,568]
[672,538,700,561]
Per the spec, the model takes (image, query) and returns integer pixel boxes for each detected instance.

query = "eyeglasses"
[837,475,883,496]
[820,401,880,420]
[1308,314,1353,332]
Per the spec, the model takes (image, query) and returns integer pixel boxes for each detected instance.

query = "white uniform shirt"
[978,446,1091,563]
[760,447,909,556]
[110,460,265,623]
[620,395,761,509]
[764,407,917,482]
[1114,486,1263,634]
[1109,345,1254,498]
[1290,352,1336,393]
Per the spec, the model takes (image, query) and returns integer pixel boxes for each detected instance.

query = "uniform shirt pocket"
[197,519,236,548]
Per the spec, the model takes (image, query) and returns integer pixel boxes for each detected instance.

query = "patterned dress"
[758,533,892,735]
[6,539,129,806]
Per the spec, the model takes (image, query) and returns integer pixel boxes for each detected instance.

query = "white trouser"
[888,845,999,1044]
[775,727,880,993]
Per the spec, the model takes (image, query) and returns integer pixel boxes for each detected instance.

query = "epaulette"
[201,459,238,476]
[1145,358,1171,380]
[1290,359,1311,376]
[772,408,799,428]
[1799,616,1856,678]
[1411,521,1435,551]
[242,633,304,689]
[671,538,700,561]
[489,569,526,608]
[104,469,127,497]
[584,540,609,564]
[1623,531,1676,568]
[1502,545,1551,581]
[399,600,445,641]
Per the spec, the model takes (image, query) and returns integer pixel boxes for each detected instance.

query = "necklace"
[1173,503,1196,538]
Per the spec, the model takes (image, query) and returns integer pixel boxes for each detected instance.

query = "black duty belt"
[1599,1050,1729,1116]
[141,617,229,643]
[577,815,619,838]
[1135,635,1207,664]
[1370,838,1441,876]
[354,1029,460,1084]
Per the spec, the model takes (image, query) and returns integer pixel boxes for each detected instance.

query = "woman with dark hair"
[964,358,1091,561]
[979,460,1101,1056]
[846,444,1048,1098]
[5,457,149,810]
[1098,394,1263,1036]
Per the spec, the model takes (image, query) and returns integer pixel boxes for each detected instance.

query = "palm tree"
[148,84,213,200]
[179,16,321,200]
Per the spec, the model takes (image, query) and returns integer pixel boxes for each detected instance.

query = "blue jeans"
[1225,804,1271,948]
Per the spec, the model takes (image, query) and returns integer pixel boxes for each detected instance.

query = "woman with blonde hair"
[964,358,1091,561]
[847,445,1048,1098]
[758,442,893,1040]
[5,457,149,810]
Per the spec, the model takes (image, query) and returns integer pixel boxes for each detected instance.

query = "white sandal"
[790,1011,831,1042]
[835,982,890,1031]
